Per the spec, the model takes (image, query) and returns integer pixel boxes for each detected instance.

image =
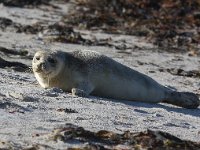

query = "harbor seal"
[32,50,200,109]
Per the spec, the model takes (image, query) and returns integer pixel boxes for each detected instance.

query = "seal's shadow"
[92,96,200,117]
[129,101,200,117]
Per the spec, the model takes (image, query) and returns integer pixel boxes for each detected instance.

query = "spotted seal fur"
[32,50,200,109]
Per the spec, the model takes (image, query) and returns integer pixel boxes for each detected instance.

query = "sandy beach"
[0,1,200,149]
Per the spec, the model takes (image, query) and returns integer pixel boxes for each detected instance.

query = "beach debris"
[57,108,78,113]
[0,0,51,7]
[48,123,200,149]
[159,68,200,78]
[63,0,200,54]
[0,56,29,72]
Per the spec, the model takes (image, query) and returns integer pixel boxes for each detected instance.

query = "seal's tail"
[164,92,200,109]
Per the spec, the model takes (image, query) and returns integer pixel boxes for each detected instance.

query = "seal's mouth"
[34,67,52,76]
[34,67,42,73]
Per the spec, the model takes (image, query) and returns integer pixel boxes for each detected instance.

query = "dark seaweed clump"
[49,123,200,150]
[0,0,50,7]
[63,0,200,53]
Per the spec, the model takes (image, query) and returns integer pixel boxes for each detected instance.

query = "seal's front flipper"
[71,88,88,97]
[164,92,200,109]
[71,82,94,97]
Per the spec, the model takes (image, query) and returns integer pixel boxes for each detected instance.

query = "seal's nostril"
[42,63,47,70]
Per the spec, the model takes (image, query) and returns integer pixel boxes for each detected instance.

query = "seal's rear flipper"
[163,92,200,109]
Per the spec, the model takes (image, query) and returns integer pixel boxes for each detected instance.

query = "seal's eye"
[35,56,40,61]
[48,58,56,64]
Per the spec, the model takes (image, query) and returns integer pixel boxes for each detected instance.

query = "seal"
[32,50,200,109]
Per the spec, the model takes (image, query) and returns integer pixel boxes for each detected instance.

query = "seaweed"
[63,0,200,53]
[49,123,200,150]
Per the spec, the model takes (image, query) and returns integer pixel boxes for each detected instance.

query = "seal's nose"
[38,62,46,70]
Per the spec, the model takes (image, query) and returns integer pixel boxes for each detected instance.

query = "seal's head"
[32,51,65,88]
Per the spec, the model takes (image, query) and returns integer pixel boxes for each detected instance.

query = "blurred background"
[0,0,199,54]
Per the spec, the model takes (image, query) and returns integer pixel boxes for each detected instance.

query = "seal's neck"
[34,73,50,89]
